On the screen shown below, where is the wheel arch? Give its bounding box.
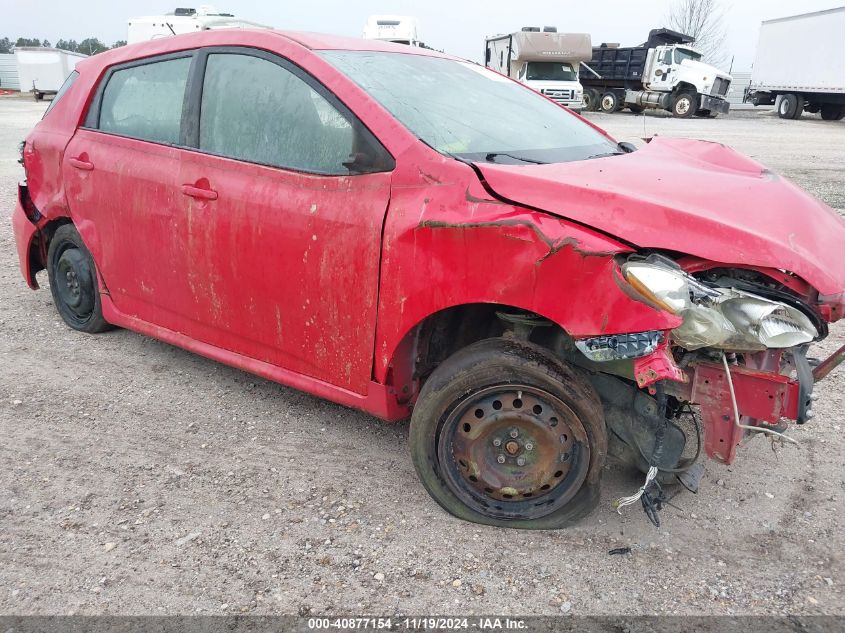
[379,301,576,405]
[24,216,75,289]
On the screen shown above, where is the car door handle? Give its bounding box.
[181,184,218,201]
[68,157,94,171]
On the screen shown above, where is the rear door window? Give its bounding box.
[98,57,191,144]
[198,52,379,174]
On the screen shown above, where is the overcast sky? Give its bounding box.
[4,0,841,70]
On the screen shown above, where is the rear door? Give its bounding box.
[175,48,394,393]
[63,52,196,325]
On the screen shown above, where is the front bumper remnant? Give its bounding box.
[700,94,730,115]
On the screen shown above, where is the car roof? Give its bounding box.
[78,28,451,74]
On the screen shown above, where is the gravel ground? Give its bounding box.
[1,96,843,617]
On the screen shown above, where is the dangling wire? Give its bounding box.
[613,466,659,514]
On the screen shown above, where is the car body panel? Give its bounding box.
[10,27,845,443]
[476,136,845,296]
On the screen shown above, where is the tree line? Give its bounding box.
[0,37,126,55]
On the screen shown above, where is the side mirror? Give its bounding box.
[618,141,638,153]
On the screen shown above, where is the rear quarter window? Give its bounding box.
[96,57,191,144]
[42,70,78,118]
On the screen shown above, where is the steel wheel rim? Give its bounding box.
[601,95,615,111]
[55,247,94,320]
[436,384,590,520]
[676,98,690,115]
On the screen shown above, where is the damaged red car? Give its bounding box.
[12,30,845,528]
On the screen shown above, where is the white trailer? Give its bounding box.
[747,7,845,121]
[485,28,592,110]
[14,47,87,100]
[127,5,271,44]
[362,15,421,47]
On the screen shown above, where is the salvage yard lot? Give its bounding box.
[1,96,843,616]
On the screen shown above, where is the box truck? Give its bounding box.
[484,27,591,110]
[746,7,845,121]
[127,6,271,44]
[581,28,732,118]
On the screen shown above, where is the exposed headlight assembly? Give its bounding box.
[622,257,818,351]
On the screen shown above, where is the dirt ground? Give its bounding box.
[1,96,843,617]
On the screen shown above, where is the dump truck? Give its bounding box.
[484,27,591,110]
[581,28,732,118]
[746,7,845,121]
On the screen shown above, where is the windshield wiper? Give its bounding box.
[484,152,548,165]
[586,151,626,159]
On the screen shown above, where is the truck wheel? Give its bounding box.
[583,89,601,112]
[778,93,802,119]
[46,224,113,334]
[409,337,607,529]
[820,104,845,121]
[671,92,698,118]
[600,91,621,113]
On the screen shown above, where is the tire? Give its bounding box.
[778,93,801,119]
[582,89,599,112]
[409,337,607,529]
[600,91,621,113]
[671,92,698,118]
[821,104,845,121]
[46,224,112,334]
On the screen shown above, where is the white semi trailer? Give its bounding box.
[14,47,87,100]
[127,5,271,44]
[363,15,423,47]
[746,7,845,121]
[484,27,591,110]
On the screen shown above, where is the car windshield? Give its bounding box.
[674,48,701,64]
[525,62,577,82]
[320,51,619,165]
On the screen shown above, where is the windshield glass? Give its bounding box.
[525,62,577,82]
[320,51,618,165]
[674,48,701,64]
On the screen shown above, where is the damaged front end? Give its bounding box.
[565,254,844,508]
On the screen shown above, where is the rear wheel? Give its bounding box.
[821,104,845,121]
[583,89,601,112]
[671,92,698,118]
[409,338,607,529]
[46,224,112,334]
[600,91,621,113]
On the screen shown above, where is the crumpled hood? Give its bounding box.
[474,136,845,295]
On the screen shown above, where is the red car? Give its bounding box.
[12,30,845,529]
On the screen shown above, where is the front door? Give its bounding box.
[175,49,394,393]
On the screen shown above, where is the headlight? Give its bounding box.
[621,261,692,314]
[622,258,818,351]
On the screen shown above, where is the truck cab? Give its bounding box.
[646,45,731,106]
[515,59,584,110]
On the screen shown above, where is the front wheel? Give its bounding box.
[672,92,699,118]
[409,338,607,529]
[46,224,112,334]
